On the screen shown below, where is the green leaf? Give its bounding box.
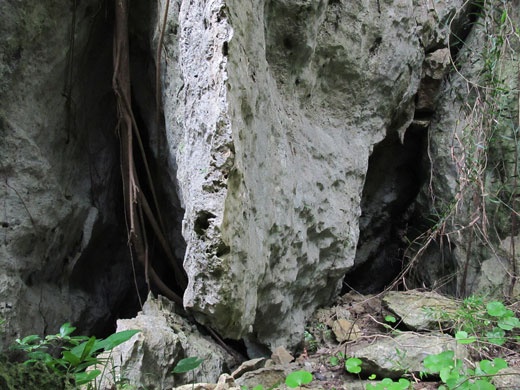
[62,351,81,366]
[455,331,476,344]
[472,379,496,390]
[97,329,140,351]
[252,386,264,390]
[80,336,97,361]
[59,323,76,337]
[21,335,41,345]
[423,351,454,373]
[75,370,101,386]
[345,358,362,374]
[486,302,507,317]
[385,315,397,323]
[395,378,410,389]
[329,356,340,366]
[173,357,204,373]
[369,374,377,380]
[486,328,506,345]
[285,371,313,388]
[497,316,520,331]
[480,358,507,375]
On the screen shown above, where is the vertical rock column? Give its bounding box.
[159,0,457,349]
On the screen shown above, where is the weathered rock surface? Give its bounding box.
[231,358,265,379]
[0,0,140,349]
[350,333,468,378]
[97,295,234,389]
[411,3,520,297]
[383,290,458,330]
[159,0,466,349]
[491,367,520,390]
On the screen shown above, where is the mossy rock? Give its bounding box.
[0,356,68,390]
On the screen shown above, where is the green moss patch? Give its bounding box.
[0,356,68,390]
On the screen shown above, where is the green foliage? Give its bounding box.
[11,323,140,388]
[423,350,508,390]
[385,316,397,324]
[303,330,318,353]
[285,370,313,388]
[366,378,411,390]
[345,357,362,374]
[172,357,204,374]
[440,296,520,346]
[329,356,340,366]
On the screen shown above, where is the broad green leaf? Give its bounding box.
[455,331,476,344]
[62,351,81,366]
[173,357,204,373]
[472,379,495,390]
[75,370,101,386]
[369,374,377,380]
[80,336,97,361]
[285,371,313,388]
[21,335,40,344]
[486,302,507,317]
[97,329,141,351]
[480,358,507,375]
[345,358,362,374]
[486,328,506,346]
[395,378,410,389]
[59,323,76,337]
[252,385,264,390]
[385,315,397,323]
[497,316,520,331]
[423,350,454,373]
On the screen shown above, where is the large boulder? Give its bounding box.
[350,332,468,378]
[382,290,458,331]
[97,295,235,389]
[158,0,465,350]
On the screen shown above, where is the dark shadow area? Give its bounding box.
[343,126,428,294]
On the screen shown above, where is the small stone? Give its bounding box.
[231,358,265,379]
[215,374,236,390]
[332,319,362,342]
[271,346,294,365]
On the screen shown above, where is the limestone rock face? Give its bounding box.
[159,0,463,349]
[412,8,520,297]
[0,0,135,347]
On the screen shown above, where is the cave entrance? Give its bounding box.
[343,125,428,294]
[68,0,186,337]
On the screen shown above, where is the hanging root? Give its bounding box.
[112,0,186,305]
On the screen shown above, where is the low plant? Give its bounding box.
[438,296,520,347]
[285,370,313,389]
[329,351,345,366]
[11,322,140,388]
[366,378,411,390]
[345,357,362,374]
[172,356,204,389]
[423,350,508,390]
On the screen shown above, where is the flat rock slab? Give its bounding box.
[350,332,467,378]
[382,290,459,330]
[231,358,265,379]
[332,319,362,342]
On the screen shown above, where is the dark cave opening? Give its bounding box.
[343,124,429,294]
[68,0,187,338]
